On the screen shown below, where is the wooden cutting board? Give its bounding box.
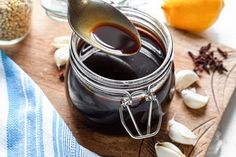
[1,1,236,157]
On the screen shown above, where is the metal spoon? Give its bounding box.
[67,0,141,56]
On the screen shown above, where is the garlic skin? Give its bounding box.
[188,87,196,93]
[175,70,199,92]
[52,36,70,48]
[168,117,198,145]
[181,89,209,109]
[54,47,69,69]
[155,142,186,157]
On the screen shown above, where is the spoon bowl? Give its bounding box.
[68,0,141,56]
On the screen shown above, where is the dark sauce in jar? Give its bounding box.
[86,29,164,80]
[92,24,141,55]
[67,26,175,135]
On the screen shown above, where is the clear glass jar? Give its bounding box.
[66,7,174,139]
[40,0,131,22]
[0,0,32,46]
[41,0,67,22]
[103,0,130,5]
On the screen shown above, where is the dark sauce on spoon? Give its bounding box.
[92,24,141,55]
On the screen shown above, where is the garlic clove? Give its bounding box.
[54,47,69,69]
[168,117,198,145]
[155,142,186,157]
[156,142,184,155]
[189,87,196,93]
[52,36,70,49]
[175,70,199,92]
[181,89,209,109]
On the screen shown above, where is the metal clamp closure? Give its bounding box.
[119,86,164,140]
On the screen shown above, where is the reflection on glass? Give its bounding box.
[40,0,131,22]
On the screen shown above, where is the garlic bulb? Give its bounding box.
[168,117,198,145]
[155,142,186,157]
[54,47,69,69]
[52,36,70,48]
[175,70,199,92]
[181,89,209,109]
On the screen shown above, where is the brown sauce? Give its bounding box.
[92,24,141,55]
[67,27,175,135]
[85,29,165,80]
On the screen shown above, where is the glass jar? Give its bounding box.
[0,0,32,46]
[66,7,174,139]
[41,0,67,22]
[103,0,130,5]
[40,0,131,22]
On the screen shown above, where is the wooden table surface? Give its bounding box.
[1,1,236,157]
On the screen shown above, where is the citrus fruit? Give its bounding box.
[162,0,224,32]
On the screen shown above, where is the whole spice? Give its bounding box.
[0,0,32,41]
[58,70,65,82]
[217,48,228,59]
[200,43,211,53]
[188,43,228,75]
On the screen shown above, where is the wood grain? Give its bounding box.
[1,1,236,157]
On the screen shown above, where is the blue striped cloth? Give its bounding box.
[0,51,99,157]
